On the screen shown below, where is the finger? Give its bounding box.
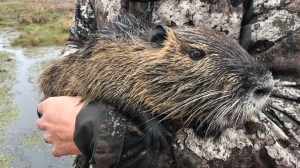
[52,147,62,157]
[37,101,45,115]
[37,108,42,118]
[37,100,47,115]
[43,133,53,144]
[37,97,48,118]
[51,142,82,157]
[36,119,47,131]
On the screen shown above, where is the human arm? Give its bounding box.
[36,96,83,156]
[36,97,110,158]
[36,96,175,168]
[36,96,108,168]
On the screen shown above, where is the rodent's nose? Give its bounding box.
[253,86,273,98]
[253,71,275,98]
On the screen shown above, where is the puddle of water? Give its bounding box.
[0,28,74,168]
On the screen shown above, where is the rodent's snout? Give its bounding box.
[253,86,273,98]
[252,74,275,98]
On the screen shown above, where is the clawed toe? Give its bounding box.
[143,123,173,151]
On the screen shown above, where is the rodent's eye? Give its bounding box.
[189,48,205,60]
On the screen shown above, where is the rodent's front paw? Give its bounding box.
[143,123,173,151]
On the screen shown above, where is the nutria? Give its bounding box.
[39,15,274,149]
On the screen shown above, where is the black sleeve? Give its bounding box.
[73,101,178,168]
[73,101,102,157]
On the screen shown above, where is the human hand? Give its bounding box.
[36,96,84,156]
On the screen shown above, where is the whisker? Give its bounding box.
[234,105,242,125]
[155,90,226,120]
[197,99,231,128]
[195,99,231,133]
[183,94,230,127]
[217,98,240,122]
[204,99,233,136]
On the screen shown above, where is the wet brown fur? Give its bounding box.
[39,15,274,134]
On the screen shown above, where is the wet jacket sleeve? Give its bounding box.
[86,102,177,168]
[73,102,102,157]
[73,101,177,168]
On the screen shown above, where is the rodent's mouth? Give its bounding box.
[192,91,272,137]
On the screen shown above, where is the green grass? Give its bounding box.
[18,130,45,152]
[0,52,18,145]
[0,52,17,168]
[0,154,12,168]
[0,0,74,47]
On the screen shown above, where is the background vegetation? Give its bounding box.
[0,1,75,167]
[0,0,75,47]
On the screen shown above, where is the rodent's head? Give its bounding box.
[38,15,274,136]
[142,25,274,135]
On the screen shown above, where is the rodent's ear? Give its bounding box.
[150,25,167,47]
